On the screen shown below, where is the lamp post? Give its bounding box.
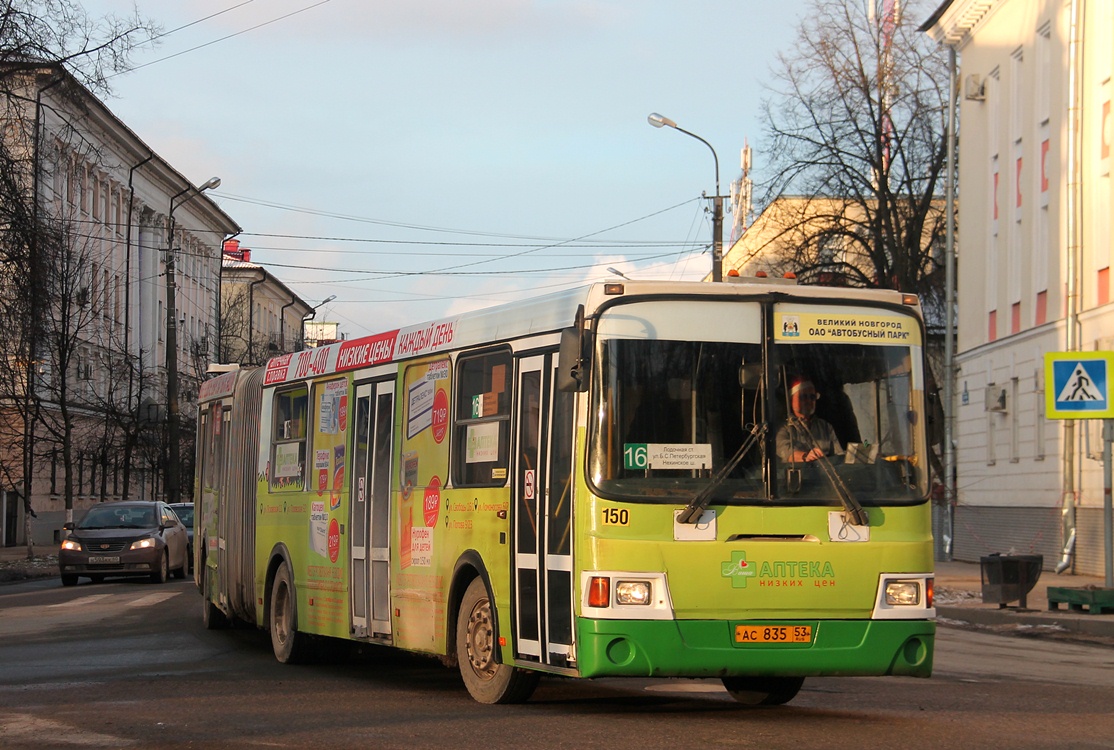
[301,294,336,348]
[166,176,220,503]
[606,267,630,280]
[648,113,724,282]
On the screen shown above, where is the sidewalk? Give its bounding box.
[934,559,1114,642]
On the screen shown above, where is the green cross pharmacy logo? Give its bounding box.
[721,550,755,588]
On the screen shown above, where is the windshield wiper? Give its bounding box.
[784,417,868,526]
[677,422,766,524]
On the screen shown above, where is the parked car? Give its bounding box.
[59,501,190,586]
[168,502,194,574]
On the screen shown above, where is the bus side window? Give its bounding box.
[453,349,512,487]
[271,385,309,490]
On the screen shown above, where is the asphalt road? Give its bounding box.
[2,577,1114,749]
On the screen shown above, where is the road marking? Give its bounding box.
[125,592,180,608]
[49,594,113,608]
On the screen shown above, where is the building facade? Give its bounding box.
[925,0,1114,574]
[220,241,311,365]
[0,64,239,548]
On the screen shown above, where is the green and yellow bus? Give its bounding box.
[194,277,935,705]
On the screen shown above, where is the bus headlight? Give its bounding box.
[615,581,652,605]
[581,571,675,620]
[872,574,934,619]
[885,580,921,606]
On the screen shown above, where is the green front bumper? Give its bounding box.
[575,617,935,679]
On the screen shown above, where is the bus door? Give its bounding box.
[513,353,575,668]
[350,378,395,639]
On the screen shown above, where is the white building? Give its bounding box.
[0,63,239,547]
[925,0,1114,574]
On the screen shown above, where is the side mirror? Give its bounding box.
[739,363,762,389]
[557,305,591,392]
[63,522,74,531]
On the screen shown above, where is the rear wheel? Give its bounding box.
[270,563,308,663]
[456,577,539,704]
[172,545,188,579]
[721,676,805,706]
[150,550,169,584]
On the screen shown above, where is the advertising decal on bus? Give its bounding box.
[399,359,451,571]
[264,321,458,386]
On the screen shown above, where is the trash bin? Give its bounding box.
[980,553,1043,608]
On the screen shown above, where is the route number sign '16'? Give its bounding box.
[1045,351,1114,419]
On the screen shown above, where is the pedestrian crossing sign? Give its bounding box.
[1045,351,1114,419]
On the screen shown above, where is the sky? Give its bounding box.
[83,0,810,339]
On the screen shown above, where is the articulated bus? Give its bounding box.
[194,278,935,705]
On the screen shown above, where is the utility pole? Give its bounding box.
[712,193,724,283]
[164,241,180,503]
[165,177,221,503]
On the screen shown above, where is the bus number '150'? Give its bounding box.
[602,508,629,526]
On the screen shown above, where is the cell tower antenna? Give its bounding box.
[730,140,753,241]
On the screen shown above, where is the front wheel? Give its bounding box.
[721,676,805,706]
[61,574,78,587]
[150,550,169,584]
[456,578,539,704]
[270,563,308,663]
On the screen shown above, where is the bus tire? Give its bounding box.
[270,563,308,664]
[721,676,805,706]
[456,577,539,704]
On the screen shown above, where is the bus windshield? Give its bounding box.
[587,299,929,507]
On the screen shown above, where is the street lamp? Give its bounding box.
[606,267,630,280]
[301,295,337,348]
[648,113,725,282]
[165,176,220,503]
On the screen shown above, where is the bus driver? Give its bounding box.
[776,377,844,463]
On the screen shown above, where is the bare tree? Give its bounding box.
[0,1,154,95]
[219,280,291,366]
[0,2,157,553]
[757,0,949,312]
[29,187,103,525]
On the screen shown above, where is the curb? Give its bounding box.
[937,604,1114,642]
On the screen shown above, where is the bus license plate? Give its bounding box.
[87,556,120,565]
[734,625,812,644]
